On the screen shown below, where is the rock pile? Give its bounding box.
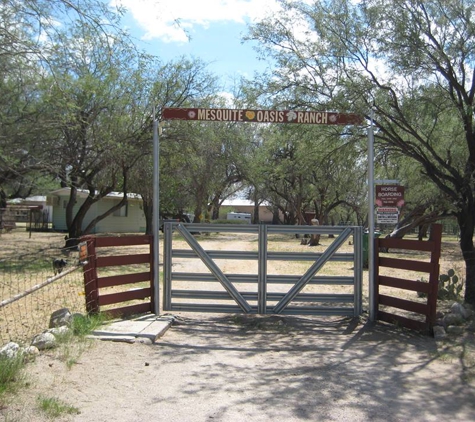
[0,307,83,361]
[433,302,475,340]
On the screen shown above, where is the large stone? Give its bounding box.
[446,325,465,335]
[450,302,472,320]
[443,312,465,326]
[47,326,70,337]
[0,342,20,359]
[23,345,40,358]
[31,332,57,350]
[433,325,447,340]
[49,308,72,328]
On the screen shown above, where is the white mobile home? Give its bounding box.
[47,188,146,233]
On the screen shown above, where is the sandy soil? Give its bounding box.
[2,229,474,421]
[3,313,475,422]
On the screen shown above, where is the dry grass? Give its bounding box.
[0,229,86,344]
[0,227,467,344]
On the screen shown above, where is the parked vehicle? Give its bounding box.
[159,213,192,232]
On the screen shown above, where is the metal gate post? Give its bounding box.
[163,222,173,310]
[258,224,267,314]
[353,226,363,316]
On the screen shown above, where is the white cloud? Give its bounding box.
[111,0,281,43]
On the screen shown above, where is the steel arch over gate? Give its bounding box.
[163,223,363,316]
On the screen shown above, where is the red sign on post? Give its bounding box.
[375,185,405,207]
[161,108,364,125]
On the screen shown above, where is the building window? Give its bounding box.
[113,203,128,217]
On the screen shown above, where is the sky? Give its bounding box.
[110,0,283,87]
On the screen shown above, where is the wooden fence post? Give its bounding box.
[82,236,99,315]
[427,224,442,329]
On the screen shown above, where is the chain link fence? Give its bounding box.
[0,229,86,345]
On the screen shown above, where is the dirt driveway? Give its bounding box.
[5,312,475,422]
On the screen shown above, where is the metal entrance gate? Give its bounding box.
[163,224,363,316]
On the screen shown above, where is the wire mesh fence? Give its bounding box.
[0,229,86,345]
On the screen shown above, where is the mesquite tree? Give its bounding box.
[248,0,475,304]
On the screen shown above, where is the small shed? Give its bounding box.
[6,195,52,230]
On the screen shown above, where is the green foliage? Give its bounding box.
[438,269,464,301]
[218,206,235,219]
[54,313,109,369]
[37,396,80,418]
[0,354,26,397]
[247,0,475,304]
[212,219,249,224]
[69,313,108,338]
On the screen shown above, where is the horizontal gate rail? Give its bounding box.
[374,224,442,332]
[171,250,353,261]
[171,290,354,302]
[171,273,355,285]
[166,303,356,316]
[163,223,363,316]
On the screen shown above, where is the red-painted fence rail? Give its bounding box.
[81,235,155,318]
[374,224,442,332]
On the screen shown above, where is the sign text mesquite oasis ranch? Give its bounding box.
[161,108,364,125]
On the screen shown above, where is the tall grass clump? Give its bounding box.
[37,395,80,418]
[0,353,26,399]
[54,313,109,369]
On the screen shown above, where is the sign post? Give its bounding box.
[153,112,160,315]
[375,185,405,207]
[367,111,376,322]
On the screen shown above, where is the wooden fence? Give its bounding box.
[81,235,155,318]
[374,224,442,332]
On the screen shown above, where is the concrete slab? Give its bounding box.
[93,335,136,343]
[89,315,174,343]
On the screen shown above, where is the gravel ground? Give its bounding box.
[3,313,475,422]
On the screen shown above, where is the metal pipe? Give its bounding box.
[153,112,160,315]
[368,111,376,321]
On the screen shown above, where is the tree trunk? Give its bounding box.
[208,195,220,220]
[308,219,320,246]
[211,206,220,220]
[458,209,475,305]
[418,224,429,240]
[464,250,475,305]
[0,189,6,209]
[194,206,203,223]
[142,196,153,235]
[272,206,281,224]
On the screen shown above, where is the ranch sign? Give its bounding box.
[162,107,364,125]
[375,185,405,207]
